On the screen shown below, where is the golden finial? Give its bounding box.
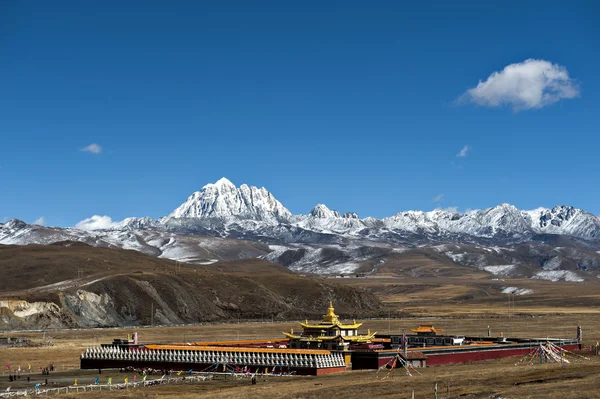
[323,301,339,324]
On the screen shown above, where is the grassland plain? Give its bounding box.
[3,244,600,397]
[2,314,600,398]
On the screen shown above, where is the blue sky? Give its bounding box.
[1,1,599,226]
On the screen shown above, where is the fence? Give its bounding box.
[0,374,213,397]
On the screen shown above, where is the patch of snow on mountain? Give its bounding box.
[483,265,515,276]
[286,248,324,272]
[532,270,584,283]
[446,252,466,263]
[432,244,449,252]
[542,257,562,271]
[391,247,409,253]
[502,287,533,295]
[147,236,175,248]
[261,245,293,262]
[158,244,208,263]
[325,262,362,274]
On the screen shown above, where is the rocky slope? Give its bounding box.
[0,243,382,329]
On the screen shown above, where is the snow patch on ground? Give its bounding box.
[268,245,292,252]
[281,246,366,275]
[158,244,198,262]
[542,257,562,271]
[502,286,533,295]
[532,270,584,282]
[324,262,362,274]
[431,245,449,252]
[195,259,219,265]
[391,247,408,253]
[446,252,466,262]
[483,265,515,276]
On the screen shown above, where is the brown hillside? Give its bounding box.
[0,242,178,293]
[0,243,382,329]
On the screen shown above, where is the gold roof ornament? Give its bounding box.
[323,301,339,324]
[299,301,363,329]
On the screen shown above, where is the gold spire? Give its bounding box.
[323,301,339,324]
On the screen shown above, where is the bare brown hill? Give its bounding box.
[0,243,382,330]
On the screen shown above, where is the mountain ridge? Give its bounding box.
[2,178,600,282]
[3,178,600,242]
[67,178,600,241]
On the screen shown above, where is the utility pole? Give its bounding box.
[150,303,154,327]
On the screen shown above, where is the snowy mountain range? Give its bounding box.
[161,178,600,241]
[2,177,600,281]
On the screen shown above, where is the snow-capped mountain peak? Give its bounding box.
[204,177,237,191]
[526,205,600,239]
[310,204,341,219]
[167,178,292,223]
[3,219,29,230]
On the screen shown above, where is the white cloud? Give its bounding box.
[81,143,102,154]
[456,145,470,157]
[432,194,444,202]
[33,216,45,225]
[74,215,118,230]
[460,59,579,110]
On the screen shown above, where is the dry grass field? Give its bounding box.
[2,314,600,398]
[3,247,600,398]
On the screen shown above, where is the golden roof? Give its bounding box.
[284,302,373,342]
[298,301,363,329]
[410,325,444,333]
[283,330,376,343]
